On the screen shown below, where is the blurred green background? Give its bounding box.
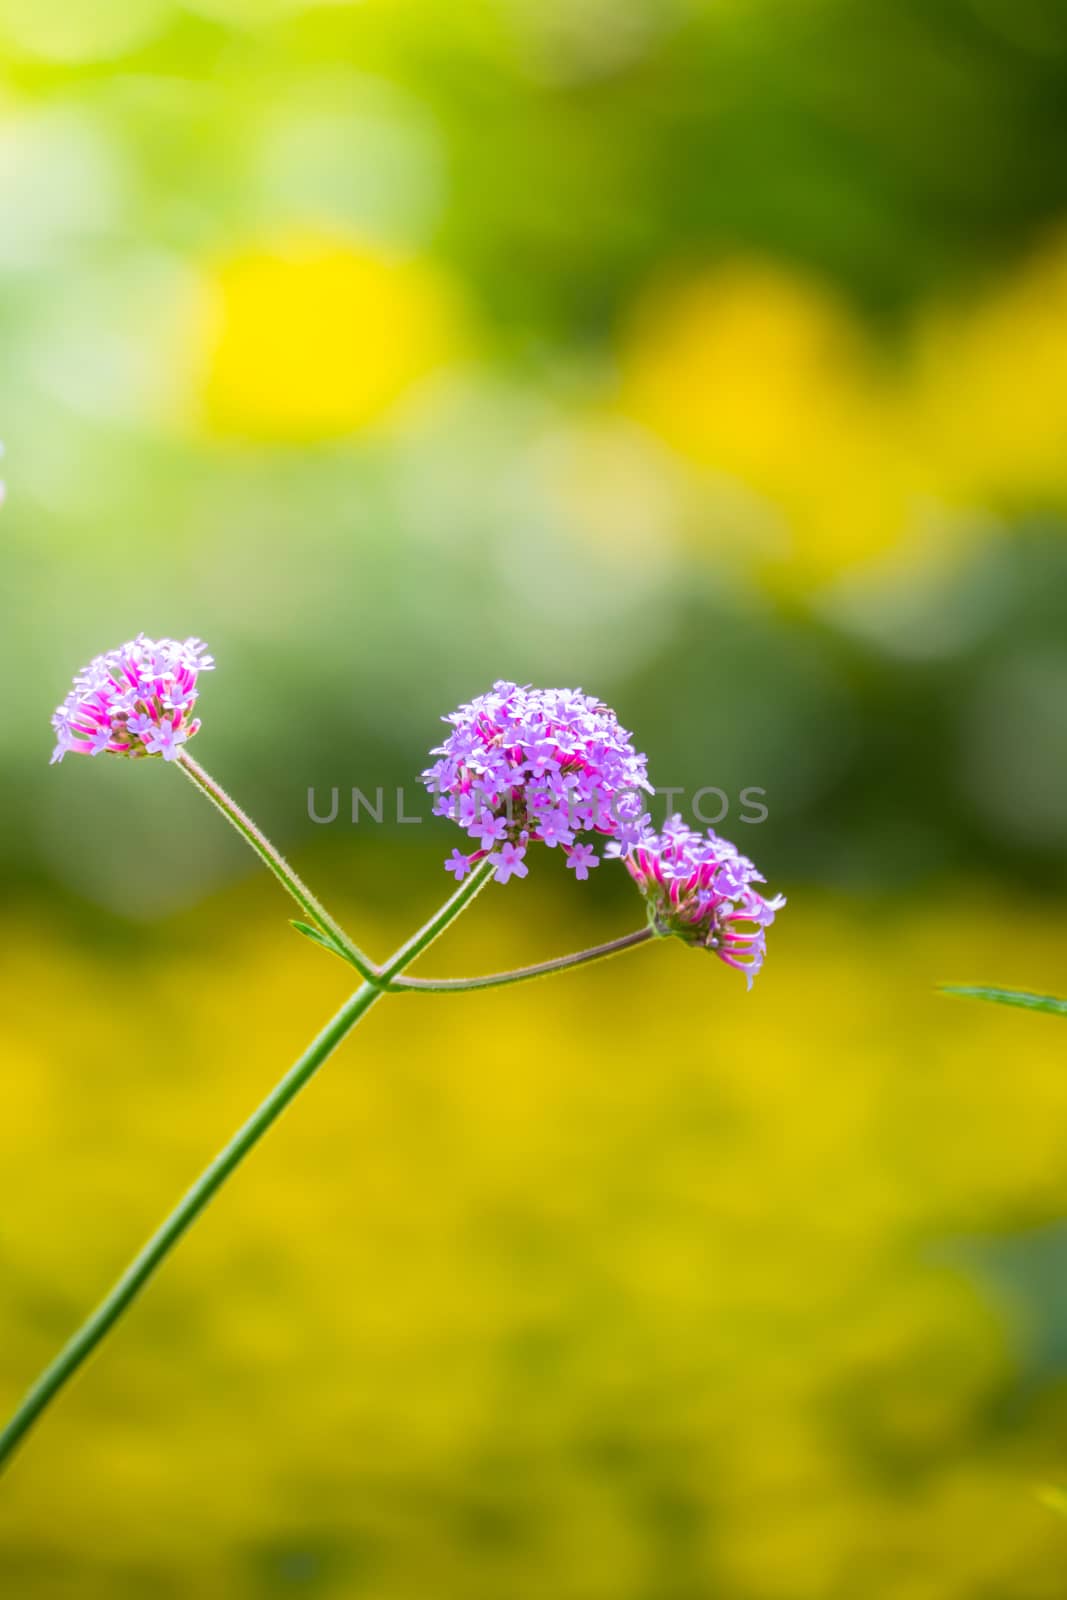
[5,0,1067,1594]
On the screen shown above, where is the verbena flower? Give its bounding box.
[610,816,785,988]
[423,681,651,885]
[51,635,215,765]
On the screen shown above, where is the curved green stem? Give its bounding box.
[389,926,655,992]
[377,859,495,981]
[0,859,494,1476]
[177,751,379,984]
[0,982,380,1473]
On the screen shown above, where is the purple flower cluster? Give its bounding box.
[608,816,785,988]
[51,635,214,765]
[422,681,652,886]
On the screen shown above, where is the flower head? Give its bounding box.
[611,816,785,988]
[51,635,214,765]
[422,682,651,885]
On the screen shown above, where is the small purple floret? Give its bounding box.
[489,841,528,884]
[445,849,473,881]
[565,842,599,881]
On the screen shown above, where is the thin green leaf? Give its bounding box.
[940,985,1067,1018]
[289,920,350,963]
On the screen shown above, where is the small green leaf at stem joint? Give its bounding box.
[289,920,353,965]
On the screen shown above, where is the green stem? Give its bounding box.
[0,983,379,1473]
[177,752,379,984]
[389,926,655,992]
[0,860,494,1476]
[377,860,495,982]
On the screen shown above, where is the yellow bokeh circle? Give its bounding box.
[198,232,464,442]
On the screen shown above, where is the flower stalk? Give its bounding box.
[389,926,656,992]
[176,751,380,984]
[0,859,496,1475]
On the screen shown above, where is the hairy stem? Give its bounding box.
[0,860,494,1474]
[389,926,655,992]
[376,860,495,981]
[177,751,378,983]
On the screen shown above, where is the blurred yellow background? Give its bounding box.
[3,0,1067,1594]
